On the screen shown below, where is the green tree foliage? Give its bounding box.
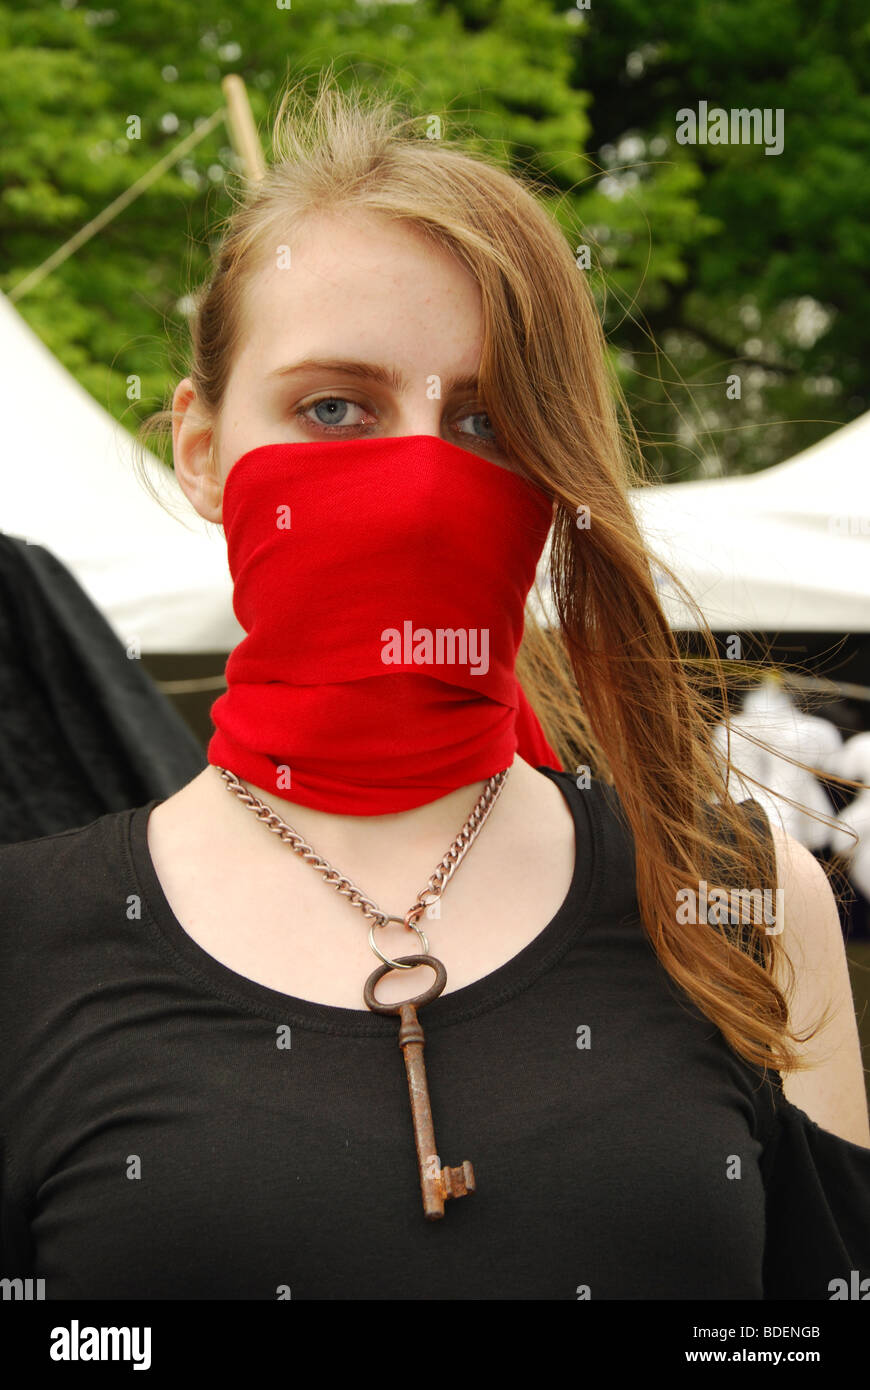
[1,0,867,479]
[564,0,870,475]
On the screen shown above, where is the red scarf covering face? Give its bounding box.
[207,433,563,814]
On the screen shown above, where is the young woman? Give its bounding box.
[1,74,868,1301]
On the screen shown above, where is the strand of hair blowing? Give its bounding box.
[466,238,798,1075]
[138,69,836,1076]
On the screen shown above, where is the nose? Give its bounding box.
[388,402,445,439]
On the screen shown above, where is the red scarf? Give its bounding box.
[207,434,562,813]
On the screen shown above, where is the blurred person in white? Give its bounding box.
[829,732,870,906]
[712,672,843,851]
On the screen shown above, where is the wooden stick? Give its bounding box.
[221,74,266,184]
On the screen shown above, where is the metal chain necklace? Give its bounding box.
[217,763,511,1219]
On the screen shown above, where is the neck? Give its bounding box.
[203,755,529,873]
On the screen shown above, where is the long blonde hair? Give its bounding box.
[137,68,857,1077]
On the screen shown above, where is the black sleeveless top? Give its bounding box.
[1,767,868,1300]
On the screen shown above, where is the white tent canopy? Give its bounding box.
[0,291,242,653]
[625,411,870,632]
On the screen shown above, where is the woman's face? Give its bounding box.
[172,209,517,524]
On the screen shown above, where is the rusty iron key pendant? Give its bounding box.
[364,953,475,1219]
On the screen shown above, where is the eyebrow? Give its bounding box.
[265,357,481,395]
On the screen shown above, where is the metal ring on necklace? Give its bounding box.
[368,914,431,970]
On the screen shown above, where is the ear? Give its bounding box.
[171,378,224,524]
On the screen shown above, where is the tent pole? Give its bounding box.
[221,75,266,183]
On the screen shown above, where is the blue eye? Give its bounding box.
[307,397,365,427]
[456,412,498,442]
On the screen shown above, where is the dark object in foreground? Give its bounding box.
[0,531,207,843]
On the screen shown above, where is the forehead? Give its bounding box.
[235,209,484,380]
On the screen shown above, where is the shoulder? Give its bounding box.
[0,813,109,874]
[0,808,141,944]
[0,822,80,903]
[764,818,870,1149]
